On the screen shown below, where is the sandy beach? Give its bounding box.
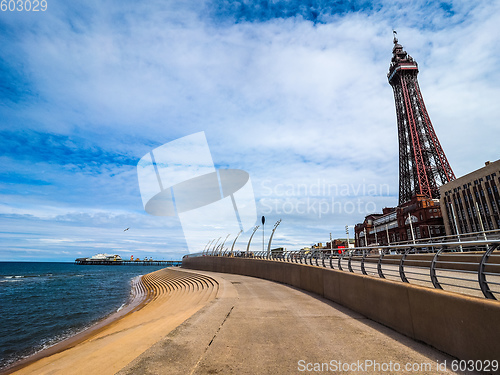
[3,268,218,375]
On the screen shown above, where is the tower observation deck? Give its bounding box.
[388,32,455,205]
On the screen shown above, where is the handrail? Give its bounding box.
[187,239,500,300]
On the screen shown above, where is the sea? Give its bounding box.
[0,262,169,370]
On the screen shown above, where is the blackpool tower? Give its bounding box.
[388,31,455,206]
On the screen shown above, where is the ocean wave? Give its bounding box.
[0,279,23,283]
[2,274,55,279]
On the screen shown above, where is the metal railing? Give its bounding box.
[191,240,500,300]
[366,228,500,247]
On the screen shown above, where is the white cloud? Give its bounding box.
[1,0,499,258]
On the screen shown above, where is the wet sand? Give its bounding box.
[3,268,218,375]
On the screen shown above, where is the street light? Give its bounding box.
[246,225,260,257]
[219,234,231,256]
[262,216,266,252]
[385,224,390,246]
[203,239,214,255]
[211,237,221,256]
[230,230,243,257]
[345,225,349,248]
[267,219,282,258]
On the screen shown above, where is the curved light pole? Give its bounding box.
[204,239,215,255]
[203,239,213,255]
[246,225,260,257]
[211,237,221,256]
[267,219,282,258]
[231,230,243,257]
[219,234,231,256]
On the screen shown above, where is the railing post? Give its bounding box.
[348,251,354,273]
[478,244,499,299]
[430,249,444,289]
[399,248,410,283]
[361,250,368,275]
[338,252,343,271]
[377,250,385,279]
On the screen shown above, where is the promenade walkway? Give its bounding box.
[120,269,462,375]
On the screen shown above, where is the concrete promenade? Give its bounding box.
[120,269,460,375]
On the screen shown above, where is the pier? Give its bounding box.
[74,258,181,266]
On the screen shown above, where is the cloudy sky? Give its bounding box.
[1,0,499,261]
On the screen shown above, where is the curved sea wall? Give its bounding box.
[182,256,500,364]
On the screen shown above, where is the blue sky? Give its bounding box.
[1,0,499,261]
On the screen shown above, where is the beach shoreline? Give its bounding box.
[1,272,151,375]
[2,267,218,375]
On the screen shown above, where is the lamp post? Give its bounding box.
[230,230,243,257]
[219,234,230,256]
[246,225,260,257]
[475,200,488,240]
[449,203,463,252]
[345,225,349,248]
[261,216,266,253]
[211,237,221,256]
[408,213,416,244]
[267,219,282,258]
[203,239,214,255]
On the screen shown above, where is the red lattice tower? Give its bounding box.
[388,32,455,205]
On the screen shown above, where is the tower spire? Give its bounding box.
[388,33,455,205]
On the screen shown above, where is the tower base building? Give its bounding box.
[440,160,500,237]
